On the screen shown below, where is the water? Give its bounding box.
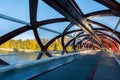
[0,51,47,65]
[0,51,66,65]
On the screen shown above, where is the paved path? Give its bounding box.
[32,53,101,80]
[93,53,120,80]
[32,52,120,80]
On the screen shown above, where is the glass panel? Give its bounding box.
[37,0,64,21]
[0,30,41,65]
[37,22,70,45]
[64,36,71,45]
[112,34,120,41]
[68,25,80,31]
[66,33,75,41]
[76,0,108,14]
[115,0,120,4]
[40,22,70,33]
[48,38,62,51]
[0,18,24,37]
[37,28,59,45]
[90,24,102,28]
[116,24,120,32]
[90,17,119,30]
[0,0,29,22]
[0,30,40,50]
[98,30,119,41]
[13,30,35,40]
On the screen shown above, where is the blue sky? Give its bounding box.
[0,0,119,40]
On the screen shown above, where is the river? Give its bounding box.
[0,51,47,65]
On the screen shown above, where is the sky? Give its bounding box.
[0,0,119,40]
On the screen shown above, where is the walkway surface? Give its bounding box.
[93,53,120,80]
[32,52,120,80]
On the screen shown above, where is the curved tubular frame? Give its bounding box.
[29,0,38,24]
[75,36,93,48]
[36,18,68,27]
[83,39,93,48]
[99,37,113,49]
[98,36,118,50]
[0,26,30,45]
[35,18,68,57]
[96,31,119,50]
[95,30,120,44]
[43,0,104,46]
[61,23,73,52]
[65,34,89,48]
[65,32,84,51]
[100,35,118,48]
[45,30,82,49]
[33,27,54,57]
[32,28,44,50]
[95,0,120,16]
[0,18,68,58]
[87,19,120,39]
[89,39,96,49]
[83,38,101,49]
[82,38,99,49]
[37,29,84,59]
[35,18,68,52]
[85,10,114,19]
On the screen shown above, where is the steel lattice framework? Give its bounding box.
[0,0,120,59]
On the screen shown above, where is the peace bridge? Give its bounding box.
[0,0,120,80]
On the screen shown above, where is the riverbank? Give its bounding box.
[0,48,40,53]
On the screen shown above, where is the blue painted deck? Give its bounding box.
[0,51,120,80]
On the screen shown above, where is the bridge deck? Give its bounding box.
[31,52,120,80]
[31,54,99,80]
[0,51,120,80]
